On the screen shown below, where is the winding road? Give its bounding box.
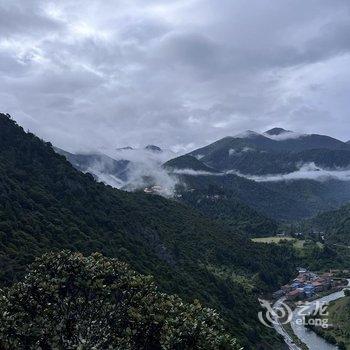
[272,297,302,350]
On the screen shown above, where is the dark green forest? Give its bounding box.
[0,113,296,349]
[309,203,350,245]
[166,154,350,222]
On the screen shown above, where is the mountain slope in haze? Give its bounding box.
[55,145,176,196]
[54,147,130,187]
[176,183,279,236]
[187,128,350,175]
[174,172,313,221]
[0,113,296,348]
[165,155,350,221]
[162,129,350,221]
[57,127,350,222]
[163,157,280,234]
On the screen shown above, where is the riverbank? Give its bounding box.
[270,279,350,350]
[306,293,350,349]
[289,280,350,350]
[282,322,308,350]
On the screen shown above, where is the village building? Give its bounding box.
[286,289,303,301]
[303,285,315,298]
[311,281,326,292]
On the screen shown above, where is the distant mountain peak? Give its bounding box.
[116,146,134,151]
[145,145,162,152]
[264,127,292,136]
[234,130,261,138]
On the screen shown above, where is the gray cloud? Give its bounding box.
[0,1,63,36]
[239,163,350,182]
[1,0,350,153]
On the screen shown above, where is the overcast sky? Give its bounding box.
[1,0,350,153]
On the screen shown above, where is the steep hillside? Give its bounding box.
[54,147,130,186]
[164,157,280,234]
[198,148,350,176]
[193,128,350,155]
[0,113,295,348]
[167,169,350,222]
[264,179,350,215]
[162,129,350,222]
[174,173,311,221]
[176,184,278,236]
[309,203,350,244]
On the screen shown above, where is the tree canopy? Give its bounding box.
[0,251,241,350]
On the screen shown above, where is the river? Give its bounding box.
[290,280,350,350]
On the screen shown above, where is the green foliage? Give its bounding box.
[0,251,241,350]
[0,114,296,348]
[166,133,350,221]
[306,296,350,349]
[309,203,350,245]
[175,185,277,237]
[174,173,310,221]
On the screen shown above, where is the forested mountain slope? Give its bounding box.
[165,134,350,221]
[309,203,350,244]
[0,113,295,349]
[189,129,350,175]
[54,147,130,182]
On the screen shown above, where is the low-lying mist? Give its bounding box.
[83,147,179,197]
[240,163,350,182]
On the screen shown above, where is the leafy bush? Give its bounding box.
[0,251,241,350]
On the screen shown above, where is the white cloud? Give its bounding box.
[79,147,178,196]
[171,169,223,176]
[234,131,260,139]
[263,131,306,141]
[240,162,350,182]
[229,146,254,156]
[228,149,236,156]
[194,154,204,160]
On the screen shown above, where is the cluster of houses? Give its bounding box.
[273,268,338,301]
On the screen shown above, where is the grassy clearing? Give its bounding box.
[292,240,305,249]
[252,237,324,250]
[252,236,296,244]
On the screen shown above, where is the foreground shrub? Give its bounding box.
[0,251,240,349]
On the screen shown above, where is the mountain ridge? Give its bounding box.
[0,113,296,348]
[264,127,293,135]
